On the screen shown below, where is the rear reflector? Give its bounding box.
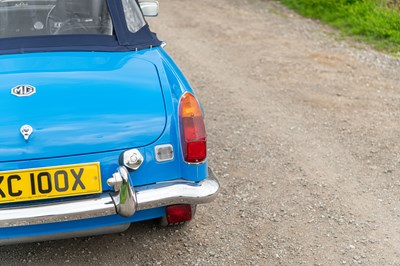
[179,92,207,163]
[166,204,193,224]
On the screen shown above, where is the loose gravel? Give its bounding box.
[2,0,400,265]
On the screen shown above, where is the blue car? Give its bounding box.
[0,0,219,244]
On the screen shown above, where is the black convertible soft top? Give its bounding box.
[0,0,161,55]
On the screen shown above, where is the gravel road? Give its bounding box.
[2,0,400,265]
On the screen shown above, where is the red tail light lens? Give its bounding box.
[166,204,193,223]
[179,92,207,163]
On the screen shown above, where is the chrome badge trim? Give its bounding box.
[11,85,36,97]
[20,125,33,141]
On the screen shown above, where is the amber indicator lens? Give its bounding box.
[179,92,207,163]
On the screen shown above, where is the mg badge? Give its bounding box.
[20,125,33,141]
[11,85,36,97]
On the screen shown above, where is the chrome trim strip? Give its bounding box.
[0,194,116,227]
[0,167,220,229]
[0,223,130,245]
[136,168,220,210]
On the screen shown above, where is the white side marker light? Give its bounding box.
[155,144,174,162]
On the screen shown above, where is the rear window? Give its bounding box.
[121,0,145,33]
[0,0,113,38]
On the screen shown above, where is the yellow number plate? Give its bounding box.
[0,162,102,204]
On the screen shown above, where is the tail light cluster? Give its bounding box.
[179,92,207,163]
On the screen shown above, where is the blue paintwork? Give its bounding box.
[0,208,166,241]
[0,52,166,162]
[0,47,209,241]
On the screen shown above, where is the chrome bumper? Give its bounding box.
[0,167,220,228]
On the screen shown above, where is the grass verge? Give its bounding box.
[276,0,400,53]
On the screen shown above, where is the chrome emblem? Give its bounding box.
[12,85,36,97]
[20,125,33,141]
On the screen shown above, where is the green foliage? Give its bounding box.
[277,0,400,53]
